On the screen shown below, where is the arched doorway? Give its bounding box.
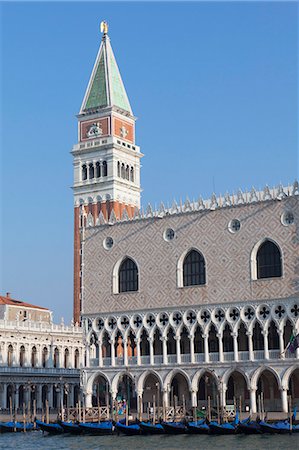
[197,371,218,409]
[288,368,299,406]
[170,373,190,409]
[257,369,281,412]
[226,371,249,411]
[142,373,162,411]
[92,374,110,407]
[117,374,136,412]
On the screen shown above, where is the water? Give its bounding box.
[0,432,298,450]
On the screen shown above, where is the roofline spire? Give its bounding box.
[100,20,109,36]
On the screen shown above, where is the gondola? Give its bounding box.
[0,421,34,433]
[78,421,114,435]
[115,421,141,435]
[208,413,239,435]
[208,421,237,435]
[59,421,82,434]
[187,419,210,434]
[35,419,64,434]
[259,420,293,434]
[139,421,165,435]
[237,419,262,434]
[161,421,188,434]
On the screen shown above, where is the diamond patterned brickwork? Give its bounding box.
[82,196,299,315]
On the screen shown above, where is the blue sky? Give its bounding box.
[1,2,298,322]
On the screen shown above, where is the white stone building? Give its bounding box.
[72,25,299,415]
[0,293,84,412]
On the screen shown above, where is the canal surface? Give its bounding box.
[0,431,298,450]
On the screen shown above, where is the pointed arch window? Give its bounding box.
[256,240,282,279]
[102,161,107,177]
[96,161,101,178]
[89,163,94,179]
[119,257,138,293]
[82,164,87,181]
[125,165,130,180]
[183,250,206,286]
[130,167,134,182]
[117,161,120,177]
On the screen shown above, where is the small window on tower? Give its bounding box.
[96,162,101,178]
[89,163,94,179]
[102,161,107,177]
[82,165,87,181]
[130,167,134,182]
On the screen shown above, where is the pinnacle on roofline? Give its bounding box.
[80,181,298,228]
[79,21,133,116]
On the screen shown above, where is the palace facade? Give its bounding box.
[0,294,84,412]
[73,24,299,415]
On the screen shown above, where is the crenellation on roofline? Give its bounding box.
[81,181,299,228]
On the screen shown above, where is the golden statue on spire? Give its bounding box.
[100,21,109,35]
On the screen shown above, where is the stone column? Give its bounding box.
[203,334,209,363]
[263,331,269,360]
[137,390,143,416]
[48,344,53,368]
[220,384,227,408]
[110,339,115,367]
[85,345,90,368]
[1,342,7,365]
[25,344,31,367]
[217,333,223,362]
[47,385,53,408]
[232,332,239,362]
[278,330,285,359]
[37,345,42,368]
[148,337,154,365]
[98,340,103,367]
[190,335,195,363]
[162,388,169,407]
[36,384,43,410]
[191,389,197,407]
[136,338,141,365]
[68,348,74,369]
[281,388,288,413]
[12,343,18,367]
[85,391,92,408]
[175,336,181,364]
[15,384,20,409]
[247,332,254,361]
[124,338,128,366]
[249,388,257,414]
[58,346,64,368]
[162,337,168,365]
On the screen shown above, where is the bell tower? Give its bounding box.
[72,22,143,322]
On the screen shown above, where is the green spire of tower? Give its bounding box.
[80,24,132,115]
